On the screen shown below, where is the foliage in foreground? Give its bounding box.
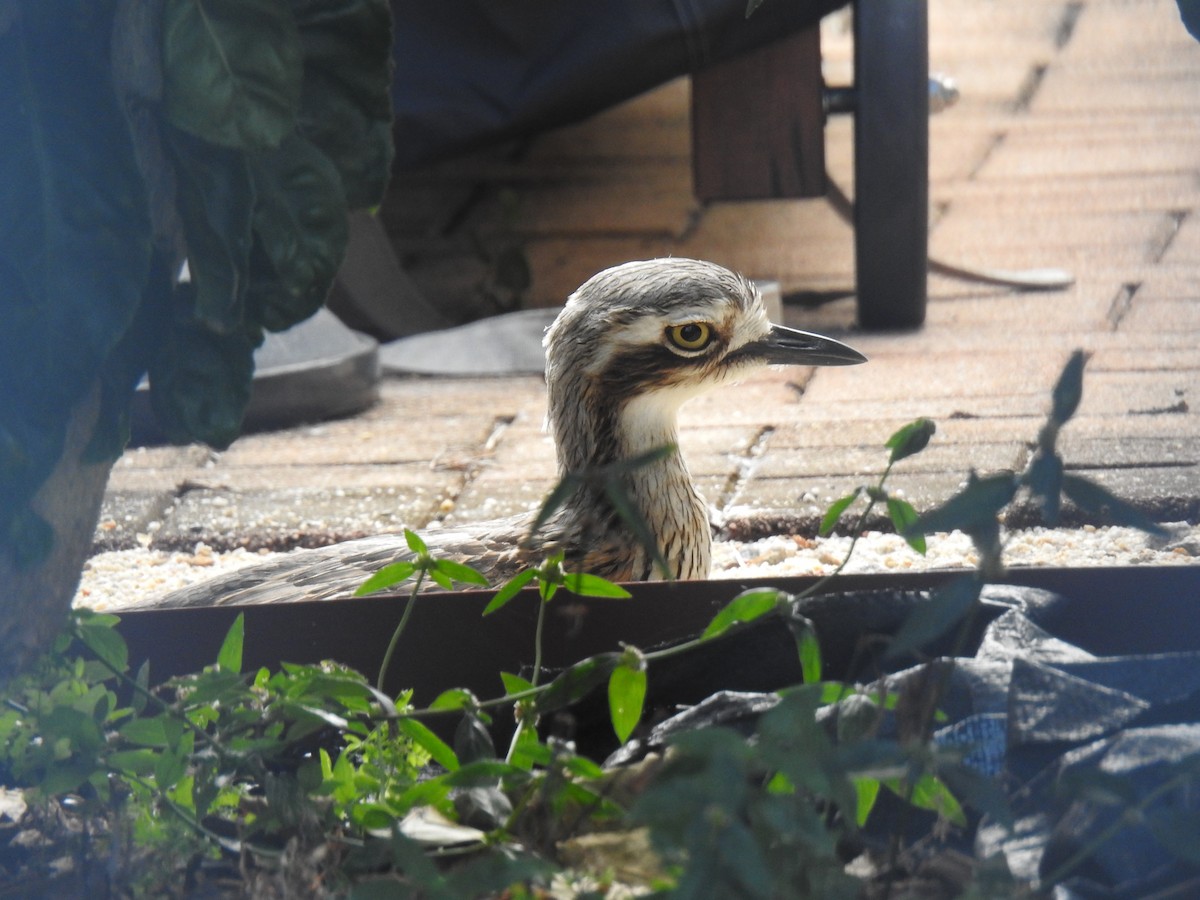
[0,351,1181,897]
[1,0,393,566]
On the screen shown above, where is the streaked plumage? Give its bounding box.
[150,258,864,608]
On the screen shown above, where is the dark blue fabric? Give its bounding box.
[390,0,845,168]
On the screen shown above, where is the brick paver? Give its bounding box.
[95,0,1200,555]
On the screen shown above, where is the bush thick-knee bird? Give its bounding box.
[151,258,865,607]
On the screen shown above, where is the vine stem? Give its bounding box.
[504,584,550,764]
[377,570,426,693]
[795,459,896,602]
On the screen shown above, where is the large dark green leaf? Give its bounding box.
[166,128,256,331]
[162,0,301,151]
[248,133,349,331]
[292,0,394,209]
[0,2,152,560]
[535,653,621,714]
[149,317,260,448]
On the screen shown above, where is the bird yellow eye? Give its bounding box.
[667,322,713,352]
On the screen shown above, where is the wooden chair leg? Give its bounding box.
[691,25,826,202]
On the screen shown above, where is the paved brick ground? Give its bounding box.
[96,0,1200,554]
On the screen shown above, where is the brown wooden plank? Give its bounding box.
[692,26,826,201]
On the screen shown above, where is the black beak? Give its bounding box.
[748,324,867,367]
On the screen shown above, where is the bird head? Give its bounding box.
[544,259,865,467]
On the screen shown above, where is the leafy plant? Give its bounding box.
[0,0,394,675]
[1,352,1176,895]
[2,0,392,557]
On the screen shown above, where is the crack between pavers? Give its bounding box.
[1106,282,1142,330]
[1055,1,1085,50]
[1066,460,1197,472]
[714,425,776,514]
[966,132,1007,181]
[1148,209,1190,264]
[1012,63,1049,114]
[432,414,517,524]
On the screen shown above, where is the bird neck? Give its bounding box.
[547,377,711,579]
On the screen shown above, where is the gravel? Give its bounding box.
[75,522,1199,612]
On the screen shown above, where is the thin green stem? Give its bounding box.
[795,461,896,602]
[377,570,426,693]
[531,595,548,688]
[505,583,551,764]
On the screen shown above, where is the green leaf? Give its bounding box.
[454,712,497,765]
[118,716,170,748]
[787,613,823,684]
[604,481,672,579]
[702,588,782,640]
[351,802,399,832]
[527,476,580,545]
[132,661,151,716]
[1051,350,1089,425]
[40,762,100,798]
[216,613,244,674]
[886,418,937,464]
[906,472,1018,539]
[0,8,151,563]
[162,0,302,151]
[428,688,477,712]
[395,717,459,772]
[354,560,416,596]
[899,773,966,827]
[608,664,647,744]
[148,318,259,448]
[287,702,349,733]
[483,569,537,615]
[165,127,255,331]
[500,672,535,696]
[107,749,160,777]
[535,653,621,713]
[1062,473,1167,535]
[886,576,982,660]
[247,133,349,331]
[154,732,193,791]
[820,489,861,536]
[434,558,490,588]
[854,777,881,826]
[403,528,427,555]
[887,496,926,554]
[562,572,632,598]
[77,619,129,673]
